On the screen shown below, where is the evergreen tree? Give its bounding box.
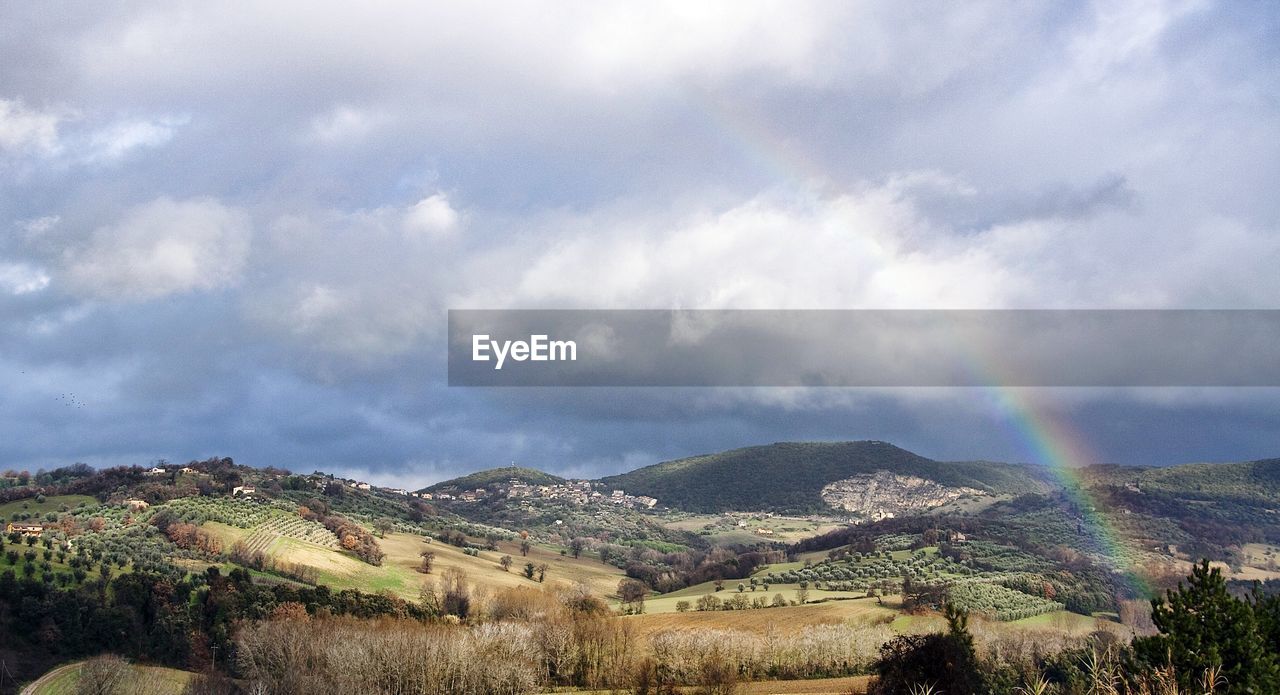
[1135,560,1279,694]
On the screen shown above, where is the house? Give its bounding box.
[636,496,657,508]
[5,522,44,537]
[232,486,256,496]
[179,467,196,474]
[146,467,167,475]
[124,499,150,511]
[388,488,408,496]
[755,528,775,536]
[355,482,371,490]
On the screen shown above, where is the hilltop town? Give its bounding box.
[425,475,659,510]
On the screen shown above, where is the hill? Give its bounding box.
[600,441,1050,513]
[1134,457,1280,503]
[424,466,566,492]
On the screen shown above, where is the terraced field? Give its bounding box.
[240,514,338,553]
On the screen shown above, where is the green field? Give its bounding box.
[202,524,631,601]
[0,494,98,522]
[23,660,193,695]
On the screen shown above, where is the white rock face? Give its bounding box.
[820,471,986,519]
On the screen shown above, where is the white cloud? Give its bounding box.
[402,193,460,239]
[0,262,50,295]
[0,97,182,166]
[0,98,62,155]
[308,105,387,144]
[63,197,251,301]
[458,181,1018,311]
[82,114,185,163]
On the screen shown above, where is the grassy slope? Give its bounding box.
[0,495,98,522]
[218,527,629,601]
[23,661,193,695]
[601,441,1046,513]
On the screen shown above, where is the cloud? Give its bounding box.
[0,98,62,155]
[0,262,50,295]
[0,97,183,168]
[81,114,185,163]
[308,105,387,144]
[0,1,1276,481]
[402,193,460,239]
[62,198,251,301]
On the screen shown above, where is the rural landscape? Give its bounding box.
[2,441,1279,694]
[4,1,1278,694]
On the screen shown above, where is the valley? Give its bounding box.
[3,443,1280,694]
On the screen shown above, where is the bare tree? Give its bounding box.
[76,654,131,695]
[418,550,435,574]
[499,555,513,572]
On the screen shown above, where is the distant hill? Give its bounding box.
[424,466,566,492]
[1132,457,1280,504]
[600,441,1050,513]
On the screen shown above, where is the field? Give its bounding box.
[0,495,98,522]
[661,512,841,544]
[625,596,897,638]
[571,676,872,694]
[208,525,631,600]
[21,661,193,695]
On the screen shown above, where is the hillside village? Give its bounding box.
[424,476,659,510]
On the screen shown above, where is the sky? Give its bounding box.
[1,1,1278,488]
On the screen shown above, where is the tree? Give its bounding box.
[1135,560,1280,694]
[373,518,394,538]
[869,603,982,695]
[676,600,691,613]
[618,578,648,614]
[418,550,435,574]
[520,540,531,557]
[441,567,470,618]
[771,593,788,607]
[536,563,547,583]
[569,537,584,559]
[796,584,809,605]
[523,562,536,580]
[499,555,512,572]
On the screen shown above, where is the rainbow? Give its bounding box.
[688,89,1152,597]
[984,387,1150,597]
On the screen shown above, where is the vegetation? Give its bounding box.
[424,466,566,492]
[6,449,1280,694]
[601,441,1049,513]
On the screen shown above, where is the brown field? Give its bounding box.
[623,597,897,639]
[739,677,871,694]
[568,676,870,694]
